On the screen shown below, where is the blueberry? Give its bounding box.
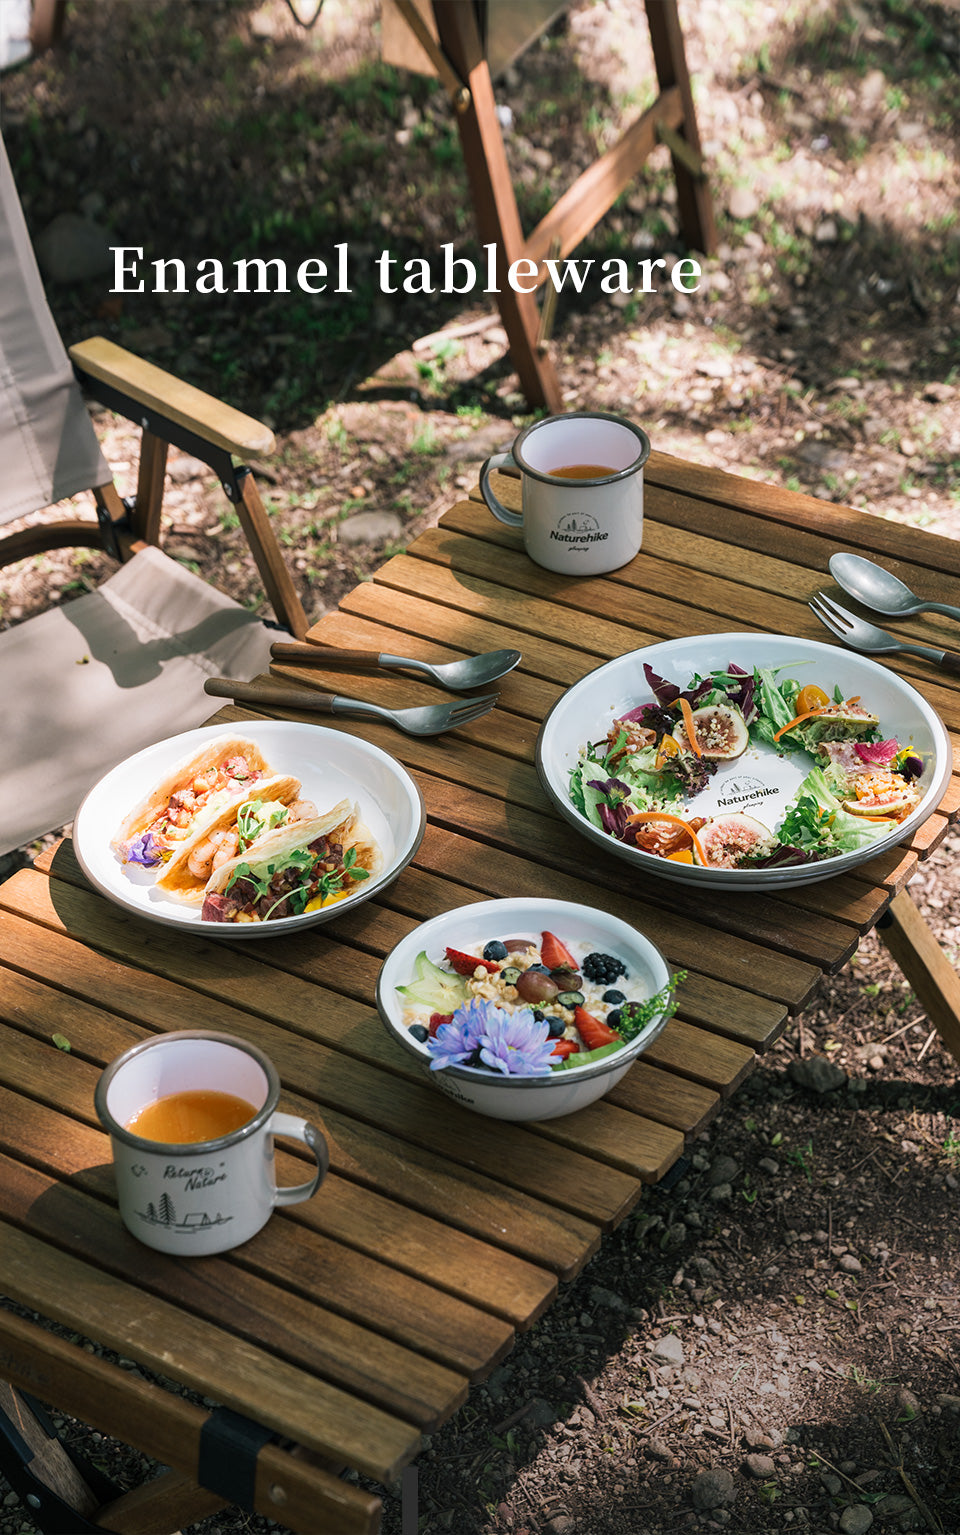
[409,1024,429,1043]
[602,989,626,1005]
[546,1016,566,1038]
[483,939,508,962]
[606,1009,622,1030]
[526,963,550,975]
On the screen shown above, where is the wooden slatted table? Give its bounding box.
[1,451,958,1535]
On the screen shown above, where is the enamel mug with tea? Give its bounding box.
[480,412,651,575]
[95,1030,328,1256]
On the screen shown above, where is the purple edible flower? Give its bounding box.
[476,1003,557,1077]
[427,998,557,1077]
[126,831,162,867]
[426,1003,486,1071]
[587,776,632,805]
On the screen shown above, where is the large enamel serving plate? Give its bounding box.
[535,633,953,891]
[74,720,425,936]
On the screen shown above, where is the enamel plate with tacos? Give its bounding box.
[108,734,384,925]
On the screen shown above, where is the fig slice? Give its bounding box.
[842,791,913,817]
[695,813,775,868]
[687,703,750,761]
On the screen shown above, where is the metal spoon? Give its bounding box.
[829,552,960,623]
[270,641,521,691]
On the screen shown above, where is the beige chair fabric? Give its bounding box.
[0,129,110,523]
[1,546,276,855]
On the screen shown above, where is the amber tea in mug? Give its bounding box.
[480,412,651,575]
[96,1031,328,1255]
[548,463,618,480]
[126,1089,256,1144]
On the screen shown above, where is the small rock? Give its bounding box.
[34,212,114,282]
[710,1183,734,1203]
[544,1517,576,1535]
[728,187,760,220]
[690,1467,736,1511]
[788,1056,848,1093]
[758,1157,780,1175]
[644,1436,676,1462]
[745,1453,776,1478]
[589,1285,628,1311]
[707,1155,740,1187]
[815,218,839,243]
[821,1473,843,1495]
[875,1494,916,1517]
[650,1334,685,1368]
[936,1393,960,1413]
[525,1397,558,1429]
[838,1506,873,1534]
[338,511,404,546]
[838,1253,863,1274]
[896,1386,921,1419]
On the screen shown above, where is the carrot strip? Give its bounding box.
[677,697,702,757]
[626,810,709,867]
[774,696,862,743]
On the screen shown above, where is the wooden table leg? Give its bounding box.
[432,0,563,413]
[644,0,717,255]
[877,888,960,1066]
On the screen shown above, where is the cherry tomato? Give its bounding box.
[796,684,830,715]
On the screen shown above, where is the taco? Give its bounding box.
[200,798,383,924]
[156,780,312,903]
[112,735,278,870]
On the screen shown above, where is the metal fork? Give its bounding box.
[204,677,500,735]
[809,593,960,675]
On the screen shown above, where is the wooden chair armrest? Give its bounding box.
[68,336,276,459]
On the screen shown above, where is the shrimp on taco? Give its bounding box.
[200,798,382,924]
[156,782,318,904]
[112,736,279,871]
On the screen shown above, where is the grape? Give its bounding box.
[516,969,560,1004]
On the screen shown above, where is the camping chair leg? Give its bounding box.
[132,431,169,548]
[432,0,563,414]
[229,468,309,640]
[876,888,960,1067]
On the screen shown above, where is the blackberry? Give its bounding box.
[602,989,626,1005]
[582,951,627,986]
[483,939,508,962]
[409,1024,429,1043]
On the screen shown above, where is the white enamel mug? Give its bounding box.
[479,412,651,575]
[94,1031,328,1256]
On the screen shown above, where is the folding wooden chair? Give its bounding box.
[0,128,308,857]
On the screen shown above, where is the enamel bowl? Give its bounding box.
[376,896,673,1122]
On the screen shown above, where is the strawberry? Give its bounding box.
[428,1012,453,1037]
[573,1005,621,1051]
[540,930,578,972]
[550,1038,579,1059]
[445,946,498,975]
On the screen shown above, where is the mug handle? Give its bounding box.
[479,450,523,528]
[269,1113,329,1205]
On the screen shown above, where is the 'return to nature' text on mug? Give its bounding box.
[479,412,651,576]
[95,1030,328,1256]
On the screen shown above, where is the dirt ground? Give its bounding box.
[1,1,959,1533]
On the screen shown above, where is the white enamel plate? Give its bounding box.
[535,633,952,891]
[74,720,425,936]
